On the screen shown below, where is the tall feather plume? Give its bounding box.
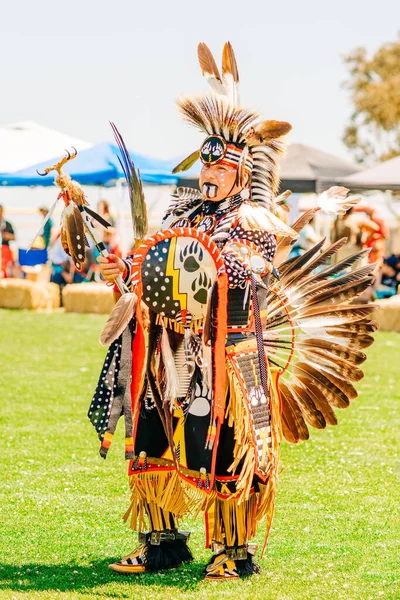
[198,42,225,96]
[221,41,240,106]
[99,293,138,346]
[110,122,148,242]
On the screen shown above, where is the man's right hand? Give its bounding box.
[97,254,125,281]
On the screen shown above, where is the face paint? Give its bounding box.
[199,163,247,202]
[202,183,218,199]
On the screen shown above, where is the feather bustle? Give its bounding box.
[279,382,309,441]
[293,363,350,409]
[290,383,326,429]
[299,381,338,426]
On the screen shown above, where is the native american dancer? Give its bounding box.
[89,42,377,580]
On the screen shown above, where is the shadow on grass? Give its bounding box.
[0,558,205,593]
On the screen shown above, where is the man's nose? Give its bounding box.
[205,171,218,182]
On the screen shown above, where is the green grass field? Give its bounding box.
[0,309,399,600]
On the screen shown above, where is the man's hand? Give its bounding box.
[1,231,14,242]
[98,254,125,281]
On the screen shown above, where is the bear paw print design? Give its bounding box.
[191,271,211,304]
[180,241,204,273]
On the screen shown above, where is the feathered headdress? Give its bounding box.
[173,42,292,212]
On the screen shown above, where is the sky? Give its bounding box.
[1,0,399,163]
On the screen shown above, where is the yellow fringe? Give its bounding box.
[207,494,258,546]
[225,357,256,502]
[258,367,282,557]
[123,468,214,532]
[224,358,283,553]
[155,312,203,333]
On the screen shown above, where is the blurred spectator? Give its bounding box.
[38,206,53,249]
[0,204,15,277]
[97,200,122,257]
[375,254,400,299]
[361,206,389,264]
[49,232,89,303]
[331,208,364,262]
[290,216,318,257]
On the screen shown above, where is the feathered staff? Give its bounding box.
[33,149,127,295]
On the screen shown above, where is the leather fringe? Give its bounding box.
[123,469,214,532]
[225,358,256,501]
[207,494,258,547]
[155,312,203,333]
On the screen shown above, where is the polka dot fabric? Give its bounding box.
[88,338,122,440]
[229,225,277,263]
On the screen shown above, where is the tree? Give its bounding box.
[342,36,400,164]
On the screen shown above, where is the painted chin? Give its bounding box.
[202,182,218,199]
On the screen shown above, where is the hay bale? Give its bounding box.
[0,278,60,309]
[62,282,114,314]
[374,296,400,332]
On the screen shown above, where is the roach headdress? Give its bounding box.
[173,42,292,212]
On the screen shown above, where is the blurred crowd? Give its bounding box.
[1,199,400,301]
[0,200,122,301]
[289,202,400,299]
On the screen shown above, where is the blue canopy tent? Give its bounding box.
[0,142,178,187]
[0,143,178,254]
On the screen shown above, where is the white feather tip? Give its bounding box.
[317,186,361,216]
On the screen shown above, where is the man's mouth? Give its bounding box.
[202,183,218,199]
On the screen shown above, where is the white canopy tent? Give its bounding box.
[0,121,91,174]
[339,155,400,192]
[0,121,93,249]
